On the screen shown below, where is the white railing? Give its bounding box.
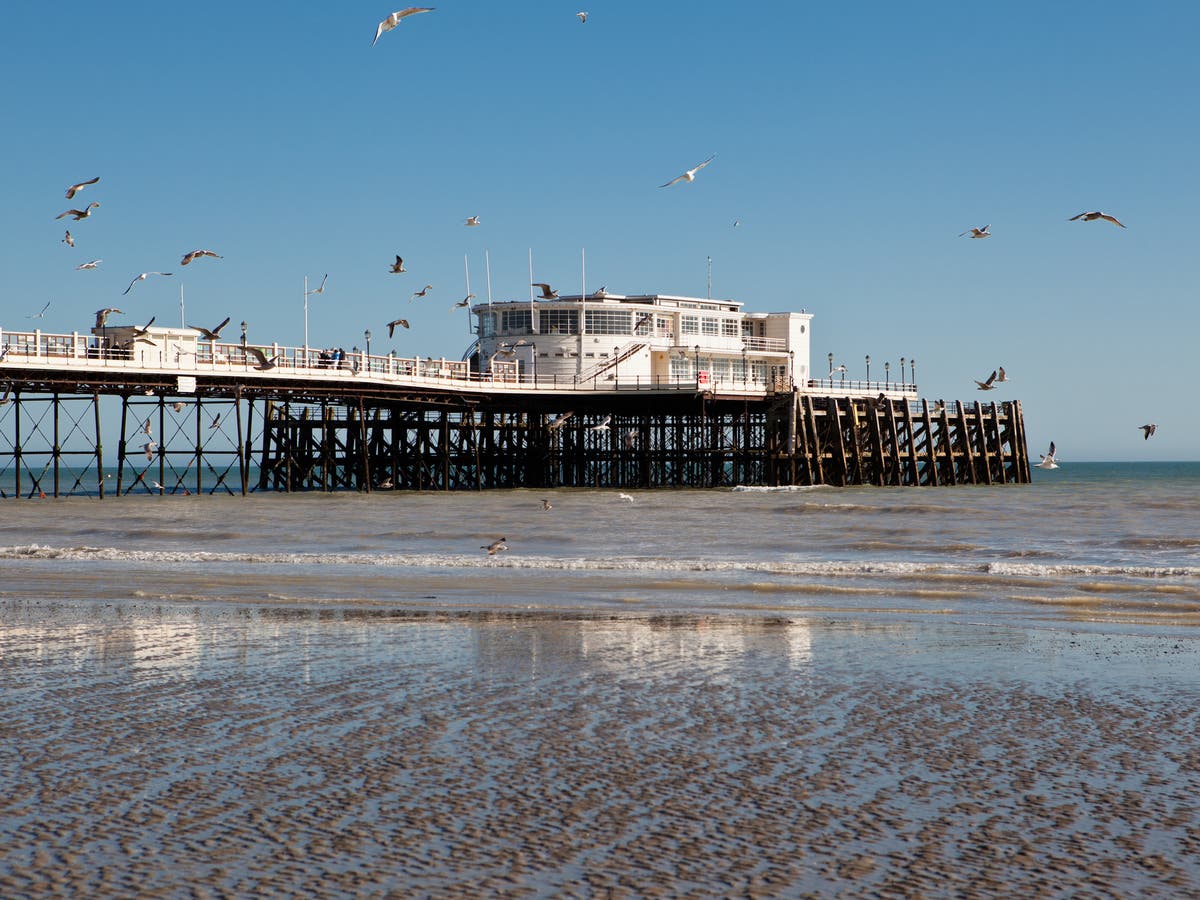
[741,336,787,352]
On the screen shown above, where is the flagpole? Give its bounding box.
[303,275,309,365]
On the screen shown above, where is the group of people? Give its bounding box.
[314,348,350,369]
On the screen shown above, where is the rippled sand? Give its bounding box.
[2,601,1199,897]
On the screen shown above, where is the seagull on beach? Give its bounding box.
[56,202,100,221]
[618,492,635,503]
[452,293,476,309]
[465,215,480,226]
[1069,211,1125,228]
[306,274,328,296]
[542,498,553,511]
[189,317,231,340]
[660,155,716,188]
[482,536,508,555]
[532,282,559,299]
[1140,423,1158,440]
[589,415,611,431]
[372,7,434,46]
[974,370,998,391]
[65,176,100,200]
[124,272,173,294]
[94,307,123,328]
[411,284,433,300]
[389,256,406,274]
[548,411,573,430]
[62,230,75,247]
[959,225,991,239]
[26,301,51,319]
[1035,441,1059,469]
[181,249,222,266]
[386,318,410,337]
[76,259,102,270]
[245,346,280,371]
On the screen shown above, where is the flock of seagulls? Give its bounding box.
[961,211,1126,238]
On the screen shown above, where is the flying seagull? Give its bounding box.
[548,411,573,430]
[143,418,153,436]
[181,249,222,266]
[245,346,280,371]
[831,364,847,376]
[76,259,102,270]
[452,293,476,309]
[130,316,157,343]
[592,286,610,299]
[372,7,434,46]
[411,284,433,300]
[94,307,123,328]
[618,492,635,503]
[172,402,185,413]
[210,414,222,429]
[389,255,406,274]
[124,272,173,294]
[56,202,100,221]
[143,441,157,461]
[542,498,553,511]
[589,415,611,431]
[65,176,100,200]
[386,318,410,337]
[660,154,716,188]
[482,536,508,555]
[532,282,559,299]
[189,316,231,340]
[1035,441,1059,470]
[974,370,998,391]
[1139,423,1158,440]
[306,274,328,295]
[959,225,991,239]
[62,230,75,247]
[577,11,588,22]
[26,301,51,319]
[465,215,480,226]
[1069,211,1125,228]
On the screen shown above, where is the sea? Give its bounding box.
[3,462,1200,896]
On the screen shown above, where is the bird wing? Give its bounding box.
[123,276,140,295]
[245,346,270,366]
[691,155,716,173]
[985,370,996,386]
[1048,442,1056,457]
[659,174,686,188]
[372,20,387,45]
[56,209,80,220]
[1100,214,1125,228]
[1068,212,1087,221]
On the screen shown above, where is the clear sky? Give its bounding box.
[3,2,1197,461]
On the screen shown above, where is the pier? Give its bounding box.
[0,324,1029,497]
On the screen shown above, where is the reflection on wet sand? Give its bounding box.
[2,600,1199,896]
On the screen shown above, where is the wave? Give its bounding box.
[4,544,1199,581]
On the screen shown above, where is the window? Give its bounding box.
[701,318,719,336]
[681,315,699,335]
[633,312,655,336]
[540,309,578,334]
[669,355,693,378]
[722,320,739,337]
[479,313,496,337]
[585,309,632,335]
[502,309,531,333]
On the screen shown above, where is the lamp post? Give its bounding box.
[365,329,372,358]
[900,357,907,389]
[240,320,247,348]
[694,344,701,379]
[885,361,890,388]
[828,351,834,387]
[789,350,795,388]
[910,358,916,389]
[742,347,748,387]
[865,354,871,385]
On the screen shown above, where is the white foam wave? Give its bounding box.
[731,484,832,493]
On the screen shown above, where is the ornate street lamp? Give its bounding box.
[365,329,372,358]
[885,360,890,388]
[240,320,247,347]
[910,358,916,388]
[865,353,871,384]
[900,357,907,389]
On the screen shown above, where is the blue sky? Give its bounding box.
[3,2,1197,460]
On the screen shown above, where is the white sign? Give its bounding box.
[176,375,197,394]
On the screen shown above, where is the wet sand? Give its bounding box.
[2,600,1199,897]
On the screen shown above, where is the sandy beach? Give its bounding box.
[2,600,1198,897]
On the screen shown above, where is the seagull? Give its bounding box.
[181,249,222,266]
[931,399,946,415]
[831,364,847,376]
[452,293,476,309]
[62,230,75,247]
[974,370,998,391]
[592,286,609,299]
[56,202,100,221]
[143,418,153,436]
[548,411,573,430]
[94,307,123,328]
[465,215,480,226]
[660,154,716,188]
[65,176,100,199]
[1035,441,1059,470]
[532,282,559,299]
[379,477,394,489]
[577,11,588,22]
[389,256,406,274]
[124,272,173,294]
[541,499,553,511]
[1139,423,1158,440]
[387,318,410,337]
[1069,211,1125,228]
[189,317,231,340]
[0,383,10,402]
[210,413,222,429]
[482,536,507,555]
[372,7,434,46]
[589,415,611,431]
[617,492,635,503]
[152,481,166,491]
[306,274,328,296]
[172,402,185,413]
[143,441,157,461]
[245,346,280,371]
[26,301,51,319]
[623,428,637,449]
[76,259,102,270]
[130,316,157,343]
[411,284,433,300]
[733,219,740,227]
[996,366,1009,382]
[959,225,991,239]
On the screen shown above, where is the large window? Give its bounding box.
[681,315,699,335]
[540,309,578,335]
[701,318,719,336]
[585,309,632,335]
[502,309,532,333]
[479,312,496,337]
[722,320,740,337]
